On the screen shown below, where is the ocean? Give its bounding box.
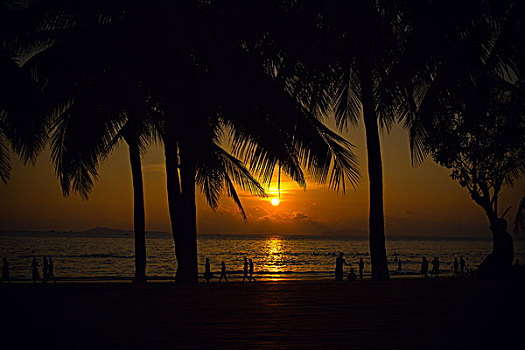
[1,231,523,281]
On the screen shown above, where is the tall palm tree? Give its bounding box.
[0,1,156,282]
[139,2,361,282]
[50,84,154,284]
[247,0,525,280]
[249,1,410,280]
[3,0,361,283]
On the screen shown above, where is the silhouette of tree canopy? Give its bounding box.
[2,0,523,282]
[425,76,525,273]
[0,0,359,282]
[233,0,525,279]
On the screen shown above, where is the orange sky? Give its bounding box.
[0,121,523,237]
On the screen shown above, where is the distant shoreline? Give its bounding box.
[0,228,492,240]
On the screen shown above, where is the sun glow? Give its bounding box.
[271,197,280,206]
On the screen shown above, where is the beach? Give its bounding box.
[1,278,522,349]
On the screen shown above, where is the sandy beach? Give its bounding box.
[0,278,522,349]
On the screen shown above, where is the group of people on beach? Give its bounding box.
[334,253,471,281]
[32,256,56,284]
[2,253,515,283]
[0,256,56,284]
[203,257,256,283]
[420,256,467,278]
[335,253,364,281]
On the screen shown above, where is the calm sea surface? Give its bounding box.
[1,233,524,281]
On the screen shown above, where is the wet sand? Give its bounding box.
[0,278,522,349]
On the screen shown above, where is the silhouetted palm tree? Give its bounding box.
[248,0,525,279]
[50,84,154,284]
[251,1,410,280]
[2,1,360,283]
[0,1,156,282]
[141,2,361,282]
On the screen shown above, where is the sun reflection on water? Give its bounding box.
[262,236,285,280]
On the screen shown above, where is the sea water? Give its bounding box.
[1,232,523,281]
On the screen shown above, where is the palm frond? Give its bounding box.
[224,172,247,221]
[0,125,11,184]
[50,99,122,199]
[332,66,361,130]
[196,140,266,219]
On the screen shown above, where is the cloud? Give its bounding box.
[292,212,309,222]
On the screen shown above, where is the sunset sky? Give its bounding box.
[1,119,523,237]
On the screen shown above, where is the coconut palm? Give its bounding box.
[247,0,525,280]
[247,1,410,280]
[139,2,361,282]
[2,1,361,283]
[0,0,156,282]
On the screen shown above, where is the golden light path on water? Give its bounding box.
[262,236,285,281]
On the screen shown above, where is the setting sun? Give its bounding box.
[271,197,280,206]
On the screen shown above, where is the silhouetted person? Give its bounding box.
[204,258,212,283]
[397,259,402,271]
[347,268,357,281]
[249,258,255,282]
[48,257,56,283]
[358,258,364,279]
[1,258,9,284]
[219,261,228,283]
[453,257,459,275]
[421,257,429,278]
[459,256,466,274]
[42,256,49,285]
[431,257,440,278]
[31,258,39,283]
[515,259,520,266]
[335,252,348,281]
[242,257,249,282]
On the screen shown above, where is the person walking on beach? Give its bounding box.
[1,257,9,284]
[249,258,256,282]
[204,258,213,283]
[48,257,56,283]
[358,258,365,279]
[453,257,459,275]
[242,257,249,282]
[31,257,39,283]
[421,257,429,278]
[459,256,466,274]
[219,261,228,283]
[431,257,440,278]
[335,252,348,281]
[42,256,49,284]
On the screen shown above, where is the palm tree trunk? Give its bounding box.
[164,139,184,281]
[175,138,199,283]
[164,132,199,283]
[360,61,390,281]
[127,140,147,283]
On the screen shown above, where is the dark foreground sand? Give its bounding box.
[0,279,523,349]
